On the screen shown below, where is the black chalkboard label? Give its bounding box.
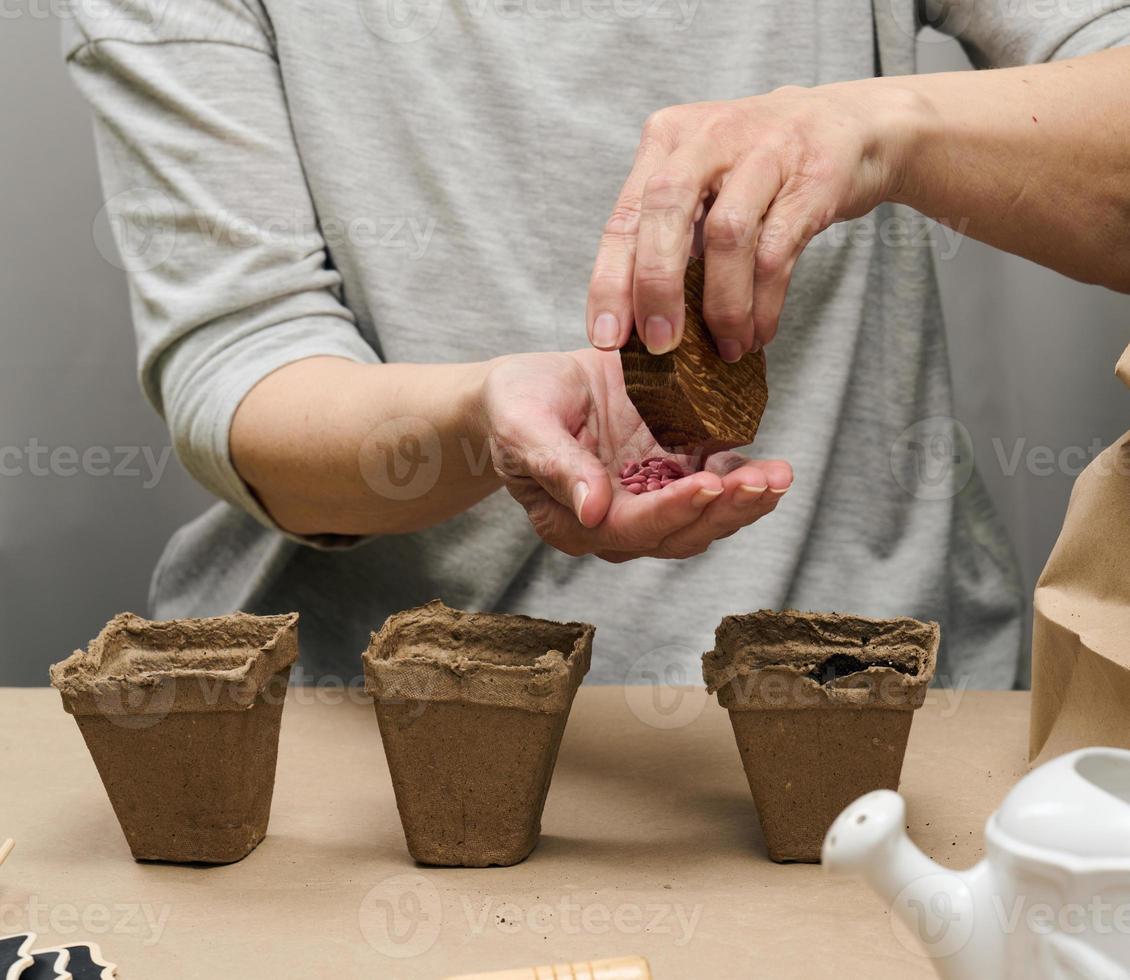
[58,945,117,980]
[17,948,68,980]
[0,933,34,980]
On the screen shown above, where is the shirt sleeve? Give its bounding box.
[63,0,380,540]
[921,0,1130,66]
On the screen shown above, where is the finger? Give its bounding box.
[751,191,829,347]
[515,466,723,559]
[704,454,794,493]
[587,121,674,351]
[717,460,791,517]
[596,464,784,564]
[701,154,783,361]
[655,485,782,558]
[719,458,792,518]
[495,413,613,528]
[656,459,792,556]
[601,468,724,551]
[533,439,613,529]
[634,141,731,355]
[505,484,593,557]
[519,455,731,555]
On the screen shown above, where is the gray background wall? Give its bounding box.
[1,20,1127,685]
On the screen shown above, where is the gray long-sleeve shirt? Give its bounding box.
[62,0,1130,685]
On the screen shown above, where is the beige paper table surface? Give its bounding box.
[0,687,1029,978]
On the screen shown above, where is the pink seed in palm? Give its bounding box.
[620,457,690,493]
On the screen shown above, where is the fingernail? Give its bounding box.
[692,487,723,507]
[769,485,789,495]
[738,483,767,496]
[592,312,620,349]
[750,338,763,353]
[645,316,675,355]
[717,339,743,363]
[573,482,590,520]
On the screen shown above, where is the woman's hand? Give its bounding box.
[231,351,790,550]
[586,82,919,359]
[482,348,792,561]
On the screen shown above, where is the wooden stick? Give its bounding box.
[0,838,14,866]
[444,954,652,980]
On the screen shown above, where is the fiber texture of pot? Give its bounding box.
[50,612,299,864]
[363,600,593,867]
[702,610,938,863]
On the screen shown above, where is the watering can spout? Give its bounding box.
[823,790,988,980]
[825,751,1130,978]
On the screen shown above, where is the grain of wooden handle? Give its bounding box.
[620,255,768,454]
[444,954,652,979]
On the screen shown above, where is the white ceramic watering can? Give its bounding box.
[823,747,1130,979]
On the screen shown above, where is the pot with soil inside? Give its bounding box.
[702,609,938,863]
[362,600,593,867]
[49,611,299,864]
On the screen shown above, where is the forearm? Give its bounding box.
[886,47,1130,290]
[231,356,501,537]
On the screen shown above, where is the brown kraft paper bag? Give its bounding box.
[1029,343,1130,765]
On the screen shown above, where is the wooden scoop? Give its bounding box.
[620,256,767,455]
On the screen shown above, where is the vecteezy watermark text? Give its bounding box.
[359,874,703,960]
[891,416,1130,502]
[461,894,702,946]
[0,440,171,488]
[93,186,440,273]
[0,897,171,947]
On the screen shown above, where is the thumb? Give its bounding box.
[500,415,612,528]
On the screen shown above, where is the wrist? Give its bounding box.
[461,356,504,453]
[834,76,940,209]
[352,357,503,492]
[867,77,944,209]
